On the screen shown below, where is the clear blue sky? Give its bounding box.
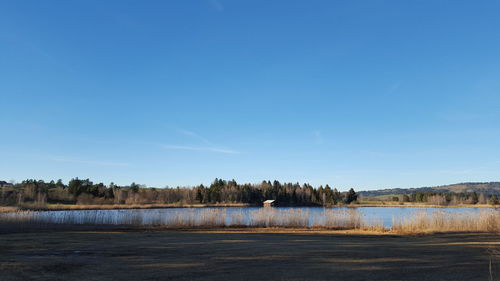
[1,0,499,190]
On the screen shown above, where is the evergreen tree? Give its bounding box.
[489,194,499,205]
[332,188,342,205]
[345,188,358,204]
[324,185,334,205]
[130,182,140,193]
[55,179,65,189]
[470,192,479,204]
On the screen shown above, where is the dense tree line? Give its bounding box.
[391,191,498,205]
[0,178,358,207]
[3,178,496,207]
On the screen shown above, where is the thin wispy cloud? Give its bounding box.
[312,130,324,144]
[387,82,401,93]
[208,0,224,12]
[434,168,497,175]
[177,129,211,145]
[5,26,75,73]
[439,111,498,122]
[162,145,239,154]
[51,157,130,167]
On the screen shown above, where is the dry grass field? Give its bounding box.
[0,227,499,281]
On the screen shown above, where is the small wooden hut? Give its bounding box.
[263,199,276,207]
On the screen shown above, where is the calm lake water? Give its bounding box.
[5,207,495,227]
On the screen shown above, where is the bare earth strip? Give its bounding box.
[0,228,498,281]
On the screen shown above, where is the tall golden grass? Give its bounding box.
[392,210,500,233]
[0,206,18,213]
[249,208,310,227]
[0,208,498,233]
[16,202,251,211]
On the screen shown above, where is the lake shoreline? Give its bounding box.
[1,202,498,213]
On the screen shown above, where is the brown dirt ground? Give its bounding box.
[0,227,499,281]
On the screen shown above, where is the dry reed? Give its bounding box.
[0,208,498,233]
[0,206,18,213]
[392,210,500,233]
[249,208,310,227]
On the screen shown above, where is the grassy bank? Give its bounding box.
[0,206,19,213]
[392,210,500,234]
[14,202,253,211]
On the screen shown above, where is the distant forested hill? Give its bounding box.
[360,182,500,197]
